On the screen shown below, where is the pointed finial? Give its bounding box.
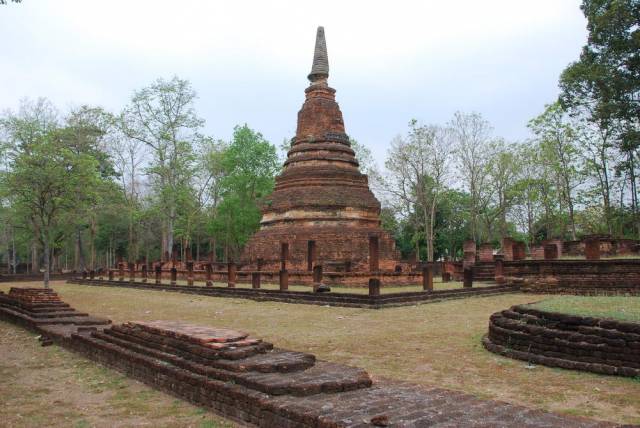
[308,26,329,83]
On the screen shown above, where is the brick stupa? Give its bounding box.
[242,27,399,273]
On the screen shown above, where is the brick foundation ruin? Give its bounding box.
[0,287,615,427]
[484,304,640,378]
[503,259,640,295]
[68,277,518,309]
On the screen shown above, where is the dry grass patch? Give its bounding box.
[1,281,639,425]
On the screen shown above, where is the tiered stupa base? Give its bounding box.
[245,225,399,272]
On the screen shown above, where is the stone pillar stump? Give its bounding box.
[422,264,433,291]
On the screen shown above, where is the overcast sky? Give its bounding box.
[1,0,587,164]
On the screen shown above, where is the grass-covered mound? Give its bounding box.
[528,296,640,323]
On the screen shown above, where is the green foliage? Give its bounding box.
[210,125,278,259]
[560,0,639,131]
[3,124,103,283]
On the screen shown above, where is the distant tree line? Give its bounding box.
[0,77,278,285]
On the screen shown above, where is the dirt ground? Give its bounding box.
[1,281,639,426]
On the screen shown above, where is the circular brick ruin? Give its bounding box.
[483,304,640,377]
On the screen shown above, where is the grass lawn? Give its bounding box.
[528,296,640,323]
[1,281,640,426]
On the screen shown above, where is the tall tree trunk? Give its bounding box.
[211,237,217,262]
[161,223,168,262]
[11,234,16,274]
[629,154,639,238]
[90,218,96,269]
[4,229,10,274]
[167,205,175,257]
[42,233,50,289]
[32,242,38,272]
[76,229,86,271]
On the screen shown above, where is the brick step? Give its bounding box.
[81,332,371,396]
[104,326,315,372]
[29,311,89,319]
[27,304,73,312]
[70,325,612,427]
[0,297,71,311]
[0,304,83,319]
[472,264,495,281]
[474,275,495,281]
[33,315,111,325]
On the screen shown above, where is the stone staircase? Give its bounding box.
[73,321,371,397]
[0,287,110,334]
[472,262,496,281]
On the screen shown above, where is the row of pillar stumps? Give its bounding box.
[82,264,448,297]
[81,238,479,296]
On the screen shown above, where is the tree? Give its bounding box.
[211,125,278,260]
[529,102,583,239]
[384,120,452,261]
[485,139,521,240]
[3,129,101,286]
[118,76,204,261]
[109,121,145,260]
[560,0,640,235]
[0,98,60,274]
[449,111,495,242]
[62,106,115,270]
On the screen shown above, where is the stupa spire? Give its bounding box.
[308,26,329,83]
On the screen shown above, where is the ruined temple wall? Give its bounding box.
[503,260,640,291]
[562,238,639,257]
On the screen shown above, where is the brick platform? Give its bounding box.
[0,289,618,427]
[484,304,640,378]
[67,278,519,309]
[0,288,110,332]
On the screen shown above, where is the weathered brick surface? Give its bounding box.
[478,243,494,262]
[484,304,640,378]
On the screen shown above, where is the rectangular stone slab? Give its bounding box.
[132,320,252,345]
